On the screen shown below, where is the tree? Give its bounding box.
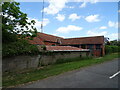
[110,40,120,46]
[2,2,37,43]
[104,37,110,45]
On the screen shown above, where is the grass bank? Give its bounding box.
[3,53,119,87]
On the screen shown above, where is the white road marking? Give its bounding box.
[109,71,120,79]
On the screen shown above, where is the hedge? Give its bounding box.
[105,45,119,54]
[2,39,39,58]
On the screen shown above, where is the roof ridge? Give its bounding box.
[37,32,64,38]
[64,35,104,40]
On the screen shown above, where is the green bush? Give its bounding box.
[105,45,119,54]
[2,39,39,57]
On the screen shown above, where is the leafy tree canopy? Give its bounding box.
[109,40,120,46]
[2,2,37,43]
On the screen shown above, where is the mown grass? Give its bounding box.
[3,53,119,88]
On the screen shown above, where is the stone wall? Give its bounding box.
[3,51,91,72]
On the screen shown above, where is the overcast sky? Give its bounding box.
[18,0,119,40]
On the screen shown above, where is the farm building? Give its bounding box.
[28,32,105,57]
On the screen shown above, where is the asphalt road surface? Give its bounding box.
[17,58,119,88]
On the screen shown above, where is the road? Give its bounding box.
[17,58,119,88]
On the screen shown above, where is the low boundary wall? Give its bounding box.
[3,51,91,72]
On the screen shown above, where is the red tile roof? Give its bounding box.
[28,37,45,45]
[28,32,104,45]
[37,32,63,43]
[46,46,89,51]
[61,36,104,45]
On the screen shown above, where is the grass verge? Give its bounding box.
[3,53,119,87]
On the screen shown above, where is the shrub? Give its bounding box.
[2,39,39,58]
[105,45,119,54]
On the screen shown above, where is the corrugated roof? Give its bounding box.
[46,46,89,51]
